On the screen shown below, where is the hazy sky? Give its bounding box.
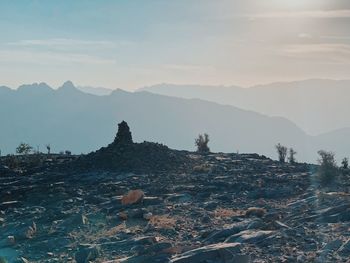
[1,0,350,90]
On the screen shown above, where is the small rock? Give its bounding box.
[21,257,29,263]
[25,222,37,239]
[143,212,153,220]
[245,207,266,218]
[127,208,144,219]
[7,236,15,245]
[297,254,306,262]
[201,214,211,224]
[119,212,128,220]
[81,214,89,225]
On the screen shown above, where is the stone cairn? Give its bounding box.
[114,121,133,145]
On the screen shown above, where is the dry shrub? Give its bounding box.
[317,150,338,185]
[149,215,176,229]
[214,208,243,218]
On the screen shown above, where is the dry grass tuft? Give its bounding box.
[214,208,243,218]
[149,215,176,229]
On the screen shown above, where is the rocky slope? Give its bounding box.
[1,125,350,262]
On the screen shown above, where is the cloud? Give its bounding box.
[245,9,350,19]
[1,38,122,65]
[0,49,116,65]
[282,43,350,63]
[6,38,134,50]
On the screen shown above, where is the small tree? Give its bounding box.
[46,144,51,155]
[317,150,338,185]
[275,143,287,163]
[341,157,349,169]
[288,148,297,164]
[16,143,33,155]
[195,133,210,153]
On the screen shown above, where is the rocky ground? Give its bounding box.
[1,141,350,262]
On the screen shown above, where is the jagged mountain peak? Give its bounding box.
[17,82,53,94]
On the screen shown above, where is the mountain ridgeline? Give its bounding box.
[0,81,349,163]
[140,79,350,135]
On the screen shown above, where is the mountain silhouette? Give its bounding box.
[0,81,349,163]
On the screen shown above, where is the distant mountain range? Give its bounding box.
[76,86,112,96]
[140,79,350,135]
[0,81,349,163]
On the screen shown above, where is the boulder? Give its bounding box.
[121,190,145,205]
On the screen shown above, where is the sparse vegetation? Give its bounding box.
[275,143,287,163]
[195,133,210,153]
[149,214,176,229]
[16,142,33,155]
[288,148,297,164]
[3,154,19,170]
[46,144,51,154]
[317,150,338,185]
[214,208,243,218]
[341,157,349,169]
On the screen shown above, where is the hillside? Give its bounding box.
[1,126,350,262]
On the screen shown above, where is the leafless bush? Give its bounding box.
[317,150,338,185]
[195,133,210,153]
[275,143,287,163]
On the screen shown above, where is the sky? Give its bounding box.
[0,0,350,90]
